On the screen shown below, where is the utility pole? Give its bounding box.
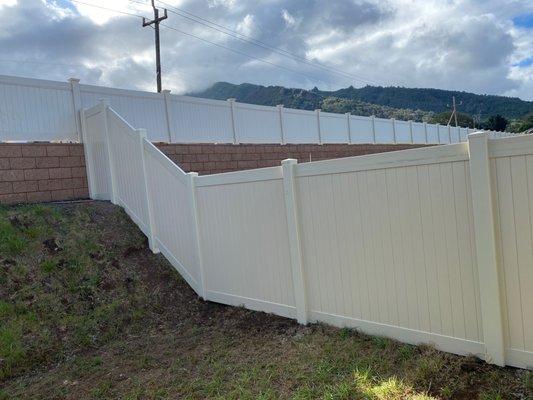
[447,96,460,127]
[143,0,167,93]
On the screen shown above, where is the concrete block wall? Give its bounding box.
[0,144,88,204]
[0,142,426,204]
[156,143,427,175]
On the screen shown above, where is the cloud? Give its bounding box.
[0,0,531,101]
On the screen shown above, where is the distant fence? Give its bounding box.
[0,74,508,144]
[83,100,532,370]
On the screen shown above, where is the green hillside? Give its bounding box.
[190,82,533,124]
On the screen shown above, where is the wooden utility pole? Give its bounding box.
[143,0,167,93]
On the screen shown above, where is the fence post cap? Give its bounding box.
[136,128,148,138]
[315,109,321,112]
[345,112,351,116]
[68,77,80,83]
[227,98,236,102]
[276,104,284,108]
[282,158,298,166]
[161,89,171,94]
[98,98,110,106]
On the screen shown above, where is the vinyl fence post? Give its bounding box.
[69,78,83,142]
[162,89,173,143]
[228,98,238,144]
[345,112,352,144]
[315,109,322,144]
[468,132,506,366]
[188,172,207,300]
[447,125,452,144]
[371,115,376,144]
[137,130,158,253]
[79,108,97,199]
[277,104,285,144]
[409,120,414,143]
[282,159,308,324]
[100,99,118,204]
[391,118,397,144]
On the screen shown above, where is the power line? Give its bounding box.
[70,0,144,19]
[149,0,379,86]
[159,23,334,85]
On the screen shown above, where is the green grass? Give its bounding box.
[0,202,531,399]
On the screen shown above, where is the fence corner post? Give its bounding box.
[99,99,118,204]
[162,89,173,143]
[138,129,158,254]
[188,171,207,300]
[281,158,308,325]
[468,132,506,366]
[69,77,82,142]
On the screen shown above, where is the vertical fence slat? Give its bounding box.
[162,89,173,143]
[138,131,158,253]
[277,104,285,144]
[282,159,308,324]
[188,171,207,299]
[100,99,118,204]
[468,132,506,366]
[69,78,82,142]
[228,98,237,144]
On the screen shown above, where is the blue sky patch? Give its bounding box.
[514,57,533,68]
[513,12,533,28]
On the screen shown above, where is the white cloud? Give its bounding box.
[0,0,531,101]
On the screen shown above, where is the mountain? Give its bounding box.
[190,82,533,122]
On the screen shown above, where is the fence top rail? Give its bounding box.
[0,74,71,91]
[142,138,189,185]
[294,142,469,177]
[488,134,533,158]
[81,83,164,101]
[108,106,138,132]
[196,165,283,187]
[84,104,104,118]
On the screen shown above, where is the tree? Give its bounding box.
[484,114,508,131]
[429,111,474,128]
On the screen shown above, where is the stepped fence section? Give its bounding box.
[0,74,508,144]
[82,100,533,370]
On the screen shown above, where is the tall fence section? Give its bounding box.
[82,100,532,370]
[1,74,508,144]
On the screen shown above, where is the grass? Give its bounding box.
[0,201,531,399]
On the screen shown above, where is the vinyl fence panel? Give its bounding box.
[143,140,202,294]
[319,111,349,143]
[233,102,281,143]
[196,168,296,317]
[0,75,77,142]
[81,85,168,142]
[349,116,374,143]
[169,96,234,143]
[490,136,533,368]
[294,144,484,356]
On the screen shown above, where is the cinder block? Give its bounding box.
[0,182,13,194]
[38,179,63,191]
[0,192,26,204]
[27,191,52,203]
[46,145,70,157]
[0,145,22,158]
[0,170,25,182]
[24,169,49,180]
[49,168,72,179]
[13,180,38,193]
[35,157,60,169]
[10,157,36,169]
[21,145,45,157]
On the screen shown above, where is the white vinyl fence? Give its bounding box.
[1,74,508,144]
[82,101,533,370]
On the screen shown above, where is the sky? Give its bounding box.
[0,0,532,100]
